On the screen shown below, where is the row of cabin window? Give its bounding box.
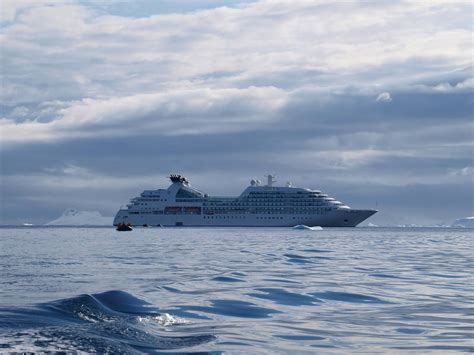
[137,200,167,204]
[130,209,331,215]
[218,196,325,200]
[137,199,167,202]
[129,210,198,215]
[247,194,320,197]
[203,208,332,214]
[204,203,330,207]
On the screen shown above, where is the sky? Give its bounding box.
[0,0,472,226]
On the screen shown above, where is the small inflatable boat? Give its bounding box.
[116,223,133,231]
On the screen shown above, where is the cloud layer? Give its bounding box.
[0,0,472,225]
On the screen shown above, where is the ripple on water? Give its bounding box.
[211,276,245,283]
[180,299,281,318]
[283,253,332,264]
[369,273,404,279]
[311,291,389,304]
[396,327,425,334]
[262,278,300,284]
[248,288,319,306]
[275,334,326,341]
[283,254,314,264]
[300,249,332,253]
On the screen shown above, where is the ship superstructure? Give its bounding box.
[113,174,377,227]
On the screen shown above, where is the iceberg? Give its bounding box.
[46,209,113,226]
[292,225,323,231]
[451,217,474,228]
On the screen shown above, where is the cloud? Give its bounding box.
[1,1,471,105]
[8,106,29,118]
[450,166,474,177]
[9,163,161,190]
[433,77,474,92]
[376,92,392,102]
[0,0,72,22]
[0,86,287,146]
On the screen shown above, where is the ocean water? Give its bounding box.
[0,227,472,353]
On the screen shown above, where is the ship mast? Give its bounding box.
[265,174,276,187]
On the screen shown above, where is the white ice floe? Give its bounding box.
[46,209,112,226]
[292,225,323,231]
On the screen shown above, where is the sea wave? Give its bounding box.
[0,290,215,353]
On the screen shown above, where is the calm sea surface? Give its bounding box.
[0,227,472,353]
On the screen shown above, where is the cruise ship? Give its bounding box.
[113,175,377,227]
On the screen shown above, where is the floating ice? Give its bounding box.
[292,225,323,231]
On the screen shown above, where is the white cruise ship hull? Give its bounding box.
[113,208,376,228]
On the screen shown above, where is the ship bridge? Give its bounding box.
[168,174,207,200]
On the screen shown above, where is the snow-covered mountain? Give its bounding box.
[46,209,112,226]
[451,217,474,228]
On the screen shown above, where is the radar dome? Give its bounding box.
[251,179,257,186]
